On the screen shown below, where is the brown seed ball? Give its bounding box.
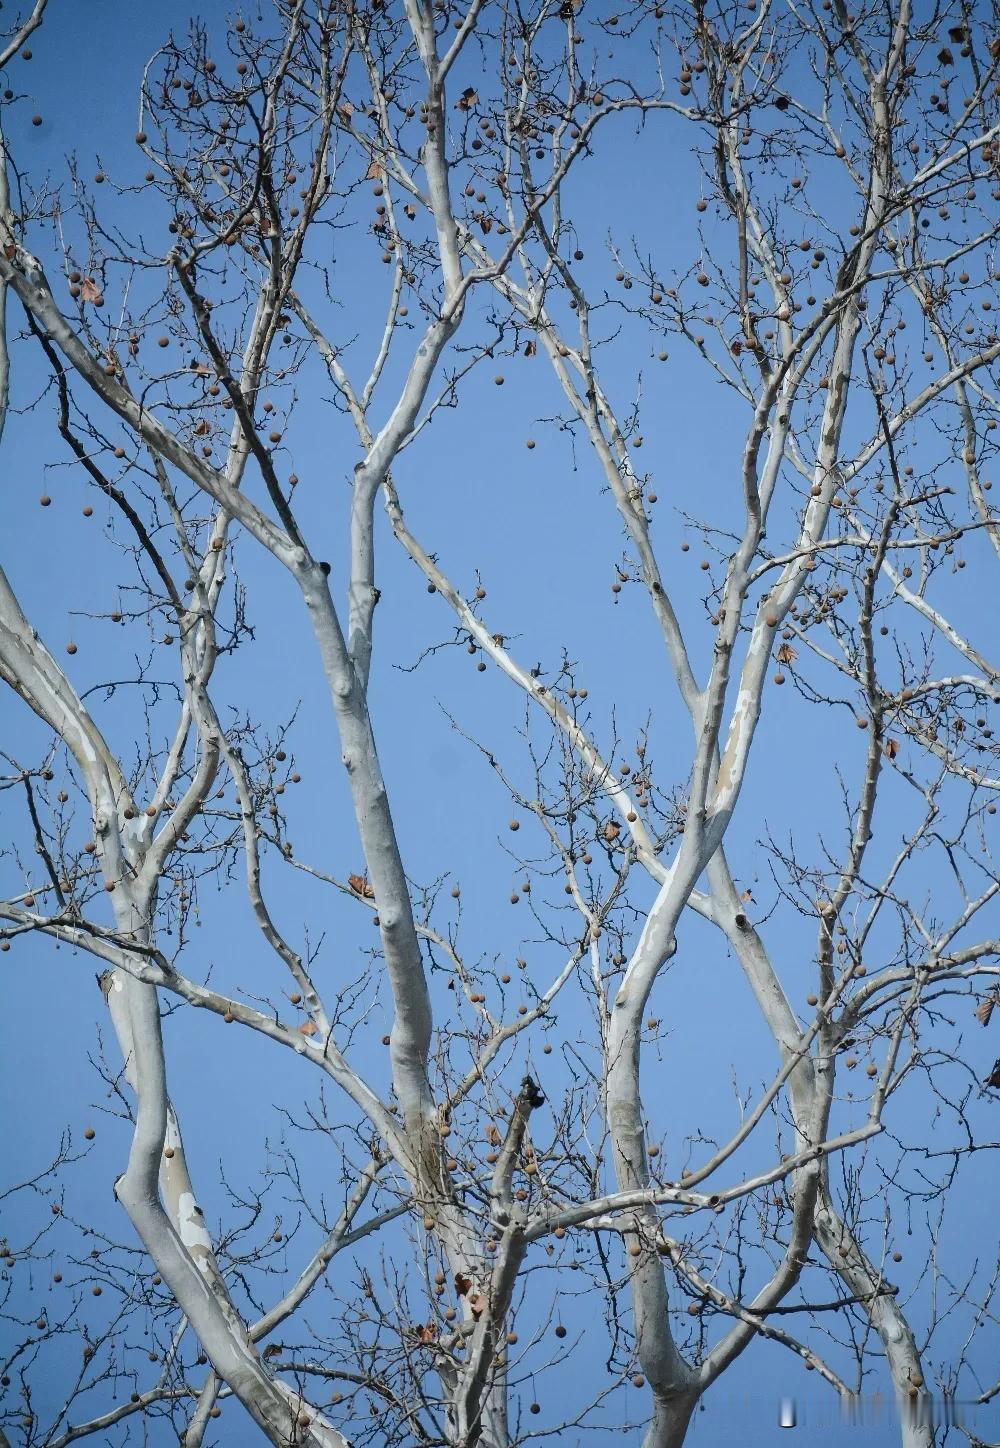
[83,1127,96,1139]
[40,494,52,506]
[91,1285,102,1296]
[290,992,302,1005]
[223,1010,234,1023]
[82,505,93,517]
[866,1063,878,1077]
[136,132,147,144]
[632,1374,646,1388]
[530,1403,541,1415]
[157,336,169,348]
[555,1324,567,1337]
[382,1034,391,1046]
[31,114,43,127]
[553,1225,566,1239]
[807,993,819,1006]
[892,1251,903,1262]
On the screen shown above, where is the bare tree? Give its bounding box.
[2,2,999,1446]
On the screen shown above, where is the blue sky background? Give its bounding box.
[2,3,999,1445]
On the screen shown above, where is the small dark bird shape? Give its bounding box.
[986,1059,1000,1091]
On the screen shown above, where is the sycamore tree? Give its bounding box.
[2,1,1000,1446]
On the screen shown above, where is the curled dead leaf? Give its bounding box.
[348,873,375,899]
[298,1020,319,1036]
[975,995,996,1028]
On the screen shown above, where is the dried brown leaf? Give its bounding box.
[975,995,996,1028]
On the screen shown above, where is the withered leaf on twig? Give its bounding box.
[975,995,996,1028]
[348,873,375,899]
